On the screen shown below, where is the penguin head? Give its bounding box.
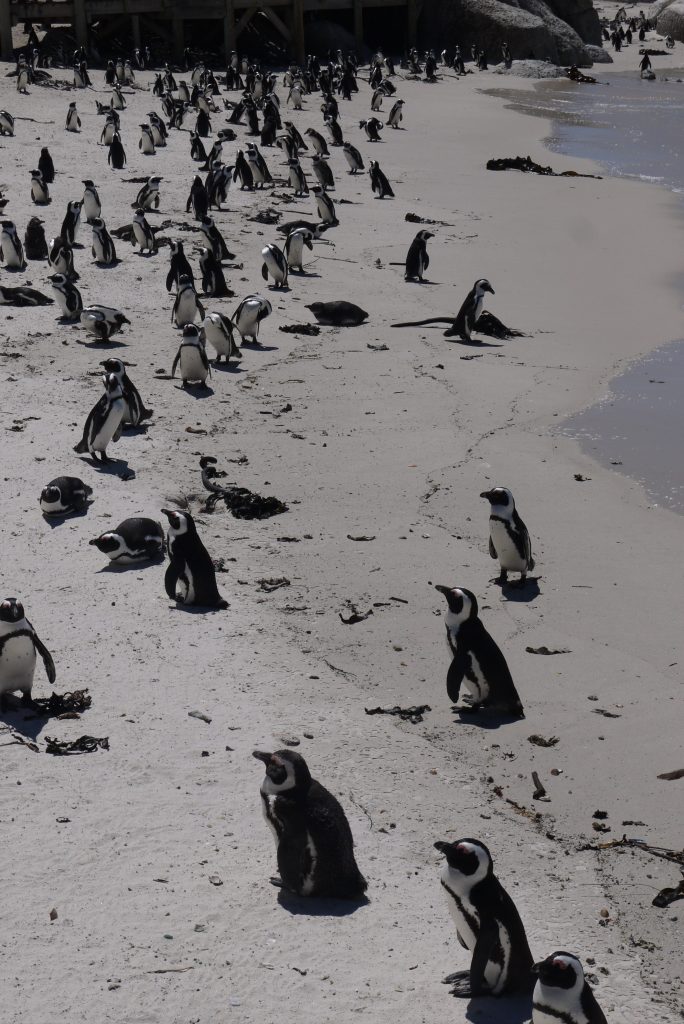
[104,372,123,398]
[161,508,195,537]
[0,597,25,623]
[480,486,514,512]
[91,217,105,230]
[416,230,434,241]
[40,484,62,508]
[100,357,125,377]
[433,838,493,884]
[89,532,123,556]
[252,749,312,795]
[533,952,585,993]
[82,179,95,188]
[474,278,495,295]
[49,273,68,289]
[182,323,201,344]
[434,586,478,621]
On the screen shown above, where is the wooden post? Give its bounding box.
[223,0,236,62]
[292,0,305,64]
[0,0,13,61]
[74,0,89,50]
[131,14,142,50]
[407,0,418,47]
[172,15,185,61]
[353,0,363,53]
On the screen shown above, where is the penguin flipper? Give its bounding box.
[32,632,56,685]
[261,263,268,281]
[489,536,497,560]
[446,651,466,704]
[171,351,180,378]
[470,920,499,996]
[164,562,179,601]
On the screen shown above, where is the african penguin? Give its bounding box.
[24,217,48,260]
[202,312,242,365]
[369,160,394,199]
[481,487,535,585]
[261,243,289,288]
[532,952,607,1024]
[232,294,272,344]
[60,200,82,246]
[40,476,92,517]
[172,275,205,327]
[80,305,130,341]
[284,228,313,272]
[132,209,156,253]
[135,175,162,212]
[48,236,78,279]
[139,123,156,155]
[50,273,83,320]
[387,98,405,127]
[405,230,433,281]
[306,301,368,326]
[82,180,101,222]
[0,598,56,709]
[199,248,229,297]
[73,373,125,463]
[161,508,228,608]
[89,518,164,563]
[0,221,26,269]
[166,240,195,292]
[38,147,55,183]
[108,133,127,169]
[30,169,50,205]
[100,357,152,427]
[172,323,211,386]
[91,218,117,265]
[65,101,81,132]
[313,187,337,225]
[342,142,364,174]
[199,216,233,262]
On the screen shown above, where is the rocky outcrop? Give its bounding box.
[653,0,684,40]
[420,0,603,66]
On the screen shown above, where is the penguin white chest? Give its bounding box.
[179,346,207,382]
[441,866,479,949]
[444,616,488,700]
[490,519,525,571]
[133,222,149,248]
[205,324,231,357]
[532,986,586,1024]
[92,398,124,451]
[83,195,99,220]
[237,311,258,339]
[0,631,36,694]
[1,237,21,267]
[176,292,198,326]
[264,251,284,282]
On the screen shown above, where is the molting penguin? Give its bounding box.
[261,243,289,288]
[161,508,228,608]
[0,598,56,709]
[38,147,55,183]
[232,294,272,344]
[433,838,534,997]
[434,586,524,717]
[532,952,607,1024]
[305,127,329,155]
[202,312,241,365]
[90,518,164,563]
[0,221,26,269]
[253,749,368,899]
[40,476,92,517]
[342,141,364,174]
[108,132,127,170]
[405,229,432,281]
[172,323,211,387]
[481,486,535,585]
[74,373,125,463]
[100,357,152,427]
[24,217,48,260]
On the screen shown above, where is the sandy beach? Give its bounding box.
[1,9,682,1022]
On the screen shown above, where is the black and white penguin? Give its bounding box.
[306,301,368,326]
[24,217,48,260]
[111,84,126,110]
[261,243,289,289]
[342,142,364,174]
[172,323,211,386]
[100,111,119,146]
[199,215,233,262]
[387,98,405,128]
[166,240,195,292]
[232,294,272,344]
[305,127,329,155]
[91,218,117,265]
[161,508,228,608]
[30,169,50,205]
[65,101,81,132]
[253,749,368,899]
[38,147,55,183]
[132,209,156,254]
[433,838,534,998]
[40,476,92,516]
[405,229,433,281]
[74,373,125,463]
[312,154,335,191]
[90,518,164,563]
[313,187,337,225]
[284,228,313,272]
[108,132,127,170]
[186,175,209,220]
[147,112,167,147]
[202,312,241,365]
[80,304,130,341]
[0,221,26,269]
[392,278,495,341]
[233,150,254,190]
[284,120,307,152]
[0,110,15,137]
[434,586,524,717]
[324,114,344,146]
[287,159,309,197]
[60,200,82,246]
[0,284,53,306]
[138,123,156,155]
[360,117,383,141]
[48,236,78,279]
[246,143,272,188]
[0,598,56,709]
[369,160,394,198]
[100,357,152,426]
[50,273,83,320]
[172,275,205,327]
[82,180,101,222]
[532,952,608,1024]
[199,247,229,297]
[481,486,535,585]
[190,131,208,163]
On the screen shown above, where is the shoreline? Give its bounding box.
[1,21,683,1023]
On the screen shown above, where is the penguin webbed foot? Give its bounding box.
[456,702,481,715]
[443,971,473,997]
[269,875,283,889]
[498,569,508,584]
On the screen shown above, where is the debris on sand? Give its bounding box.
[657,768,684,780]
[340,606,373,624]
[279,324,320,336]
[45,735,109,755]
[32,689,92,716]
[405,212,452,226]
[257,577,290,592]
[528,734,559,748]
[248,208,281,224]
[486,156,601,179]
[526,646,570,656]
[365,704,431,724]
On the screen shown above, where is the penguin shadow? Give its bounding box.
[41,507,91,529]
[290,270,322,279]
[0,697,51,741]
[450,706,525,730]
[93,259,123,269]
[168,602,227,615]
[212,361,244,374]
[97,555,165,574]
[122,423,151,436]
[76,337,128,350]
[241,342,279,352]
[465,993,532,1024]
[174,383,215,397]
[276,888,369,917]
[497,577,541,603]
[76,455,135,479]
[449,337,502,348]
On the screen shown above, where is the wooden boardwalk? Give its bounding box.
[1,0,419,62]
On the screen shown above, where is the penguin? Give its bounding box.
[360,117,383,141]
[74,373,125,463]
[284,228,313,272]
[433,838,534,998]
[100,112,119,146]
[108,132,127,170]
[190,132,208,163]
[392,278,495,341]
[312,154,335,191]
[371,87,384,111]
[233,150,254,190]
[30,169,50,205]
[0,598,56,709]
[82,180,101,221]
[0,284,53,306]
[172,275,205,327]
[195,108,211,137]
[135,175,163,210]
[342,142,364,174]
[60,200,82,246]
[186,175,209,221]
[199,248,230,297]
[24,217,48,260]
[232,294,272,344]
[48,236,78,279]
[139,123,156,155]
[202,312,241,365]
[172,323,210,386]
[161,508,227,608]
[40,476,92,517]
[531,952,608,1024]
[277,219,329,239]
[405,229,433,281]
[65,101,81,132]
[100,357,152,426]
[199,216,233,262]
[90,518,164,563]
[91,218,117,266]
[50,273,83,320]
[313,187,337,225]
[481,487,535,586]
[132,209,156,253]
[38,147,55,183]
[369,160,394,199]
[80,304,130,341]
[111,84,126,110]
[387,98,405,128]
[288,159,309,197]
[166,240,195,292]
[305,301,368,326]
[252,749,367,899]
[305,127,329,155]
[0,221,26,269]
[261,243,289,289]
[17,62,31,94]
[0,110,15,136]
[147,112,167,147]
[246,144,272,188]
[325,114,344,146]
[434,586,524,717]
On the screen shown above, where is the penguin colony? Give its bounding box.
[1,31,664,1021]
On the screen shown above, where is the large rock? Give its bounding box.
[654,0,684,39]
[420,0,603,65]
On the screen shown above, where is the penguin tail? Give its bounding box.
[528,558,535,571]
[73,439,87,453]
[141,407,153,420]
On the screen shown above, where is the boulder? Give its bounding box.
[585,43,613,61]
[491,57,565,74]
[654,0,684,39]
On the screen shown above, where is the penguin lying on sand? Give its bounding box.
[161,508,228,609]
[40,476,92,517]
[532,952,607,1023]
[434,586,524,717]
[253,749,368,899]
[0,284,53,306]
[306,300,368,326]
[434,838,533,998]
[90,518,164,563]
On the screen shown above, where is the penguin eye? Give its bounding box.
[554,960,568,970]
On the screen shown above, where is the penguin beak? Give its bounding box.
[485,283,495,294]
[434,585,450,596]
[480,490,493,501]
[88,538,99,546]
[252,750,273,765]
[531,962,542,975]
[433,841,449,854]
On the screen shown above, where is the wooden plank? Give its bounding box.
[223,0,236,59]
[292,0,304,62]
[234,4,257,39]
[353,0,362,50]
[0,0,13,60]
[261,5,291,41]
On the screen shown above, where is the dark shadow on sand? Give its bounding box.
[277,889,369,917]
